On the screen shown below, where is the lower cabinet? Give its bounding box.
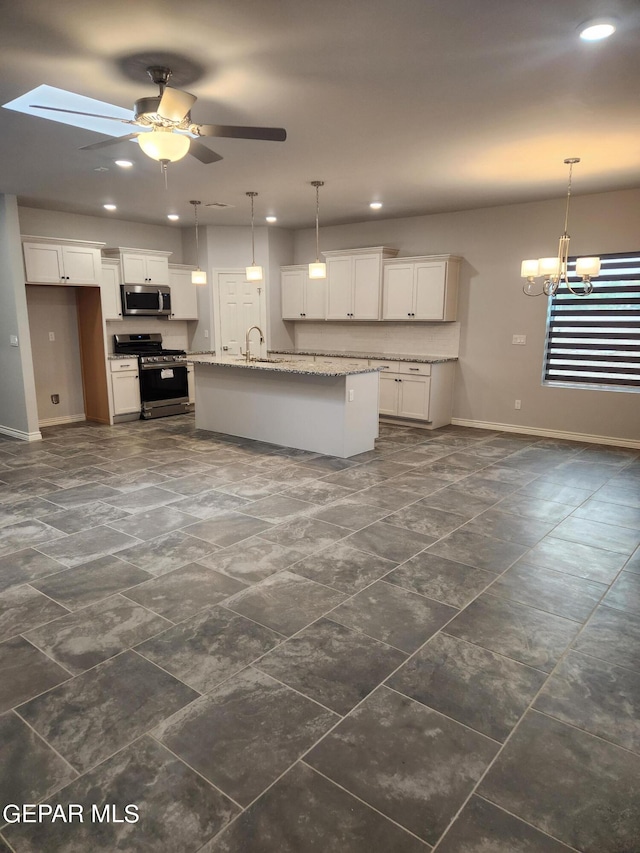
[187,364,195,404]
[379,372,430,420]
[110,360,141,416]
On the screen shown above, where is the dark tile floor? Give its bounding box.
[0,415,639,852]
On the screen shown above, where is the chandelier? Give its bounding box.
[520,158,600,297]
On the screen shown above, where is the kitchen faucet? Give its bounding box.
[244,325,265,362]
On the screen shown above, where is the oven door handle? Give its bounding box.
[158,290,163,312]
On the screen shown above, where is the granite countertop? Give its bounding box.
[270,349,457,364]
[189,354,382,377]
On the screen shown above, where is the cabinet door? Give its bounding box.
[169,269,198,320]
[281,269,305,319]
[145,255,170,285]
[379,374,400,416]
[100,263,122,319]
[23,243,64,283]
[111,372,141,415]
[352,253,382,319]
[325,257,353,319]
[121,253,148,284]
[414,262,447,320]
[397,375,431,420]
[382,264,415,319]
[304,276,326,319]
[61,246,101,285]
[187,365,195,404]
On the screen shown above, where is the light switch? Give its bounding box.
[512,335,527,345]
[9,335,18,347]
[49,331,55,342]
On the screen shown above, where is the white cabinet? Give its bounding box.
[110,359,140,416]
[22,238,103,285]
[169,265,199,320]
[103,248,171,285]
[370,359,455,428]
[382,255,461,321]
[187,364,195,404]
[281,266,325,320]
[324,247,398,320]
[100,259,122,320]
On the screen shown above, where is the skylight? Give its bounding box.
[3,84,133,137]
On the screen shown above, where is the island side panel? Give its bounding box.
[193,364,378,457]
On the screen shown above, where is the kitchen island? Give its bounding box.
[189,356,381,457]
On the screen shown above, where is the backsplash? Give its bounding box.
[105,318,191,353]
[294,322,460,357]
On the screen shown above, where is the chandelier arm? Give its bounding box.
[522,281,545,297]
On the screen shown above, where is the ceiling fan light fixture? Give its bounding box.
[138,129,190,163]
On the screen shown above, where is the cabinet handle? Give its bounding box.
[409,367,420,371]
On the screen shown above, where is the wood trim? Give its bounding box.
[76,287,111,424]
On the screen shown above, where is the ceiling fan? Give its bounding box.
[29,66,287,165]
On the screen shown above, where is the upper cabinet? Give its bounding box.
[382,255,461,321]
[22,237,104,285]
[281,265,326,320]
[103,248,171,285]
[100,259,122,320]
[325,247,398,320]
[169,265,199,320]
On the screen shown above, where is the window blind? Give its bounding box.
[543,252,640,390]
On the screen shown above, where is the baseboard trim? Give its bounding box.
[38,414,86,428]
[450,418,640,450]
[0,424,43,442]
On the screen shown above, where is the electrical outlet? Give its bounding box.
[51,394,60,405]
[348,389,355,402]
[512,335,527,345]
[204,329,209,339]
[49,331,55,342]
[9,335,18,347]
[515,399,521,410]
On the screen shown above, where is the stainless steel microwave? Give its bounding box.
[121,284,171,317]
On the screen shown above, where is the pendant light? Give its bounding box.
[245,192,263,282]
[309,180,326,279]
[520,158,600,297]
[190,200,207,285]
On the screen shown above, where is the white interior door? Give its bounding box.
[216,271,266,357]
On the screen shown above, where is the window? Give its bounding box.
[543,252,640,391]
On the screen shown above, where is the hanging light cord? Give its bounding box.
[194,202,200,265]
[250,193,256,265]
[562,159,575,238]
[315,183,321,263]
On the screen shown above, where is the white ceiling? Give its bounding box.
[1,0,639,229]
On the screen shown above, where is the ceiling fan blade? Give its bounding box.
[158,88,197,122]
[80,133,140,151]
[195,123,287,142]
[188,140,224,164]
[30,105,135,124]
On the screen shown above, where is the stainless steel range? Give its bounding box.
[113,333,190,419]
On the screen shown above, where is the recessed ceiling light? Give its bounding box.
[167,214,180,221]
[369,201,383,210]
[579,17,617,41]
[103,204,117,211]
[265,215,277,223]
[114,159,133,168]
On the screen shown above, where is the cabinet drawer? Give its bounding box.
[397,362,431,377]
[110,359,138,373]
[369,360,398,373]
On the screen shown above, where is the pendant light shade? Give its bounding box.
[245,192,263,282]
[309,180,326,279]
[190,200,207,285]
[138,129,190,163]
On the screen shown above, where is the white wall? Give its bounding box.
[18,208,183,259]
[26,286,85,424]
[0,195,41,440]
[185,224,294,352]
[293,188,640,444]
